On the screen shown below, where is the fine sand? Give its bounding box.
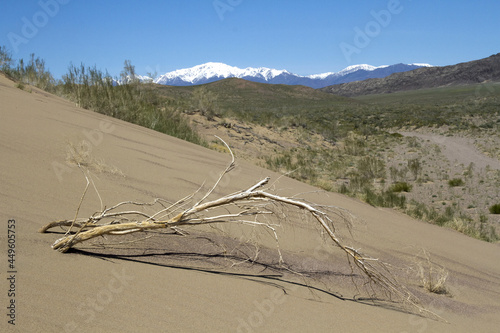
[1,73,499,332]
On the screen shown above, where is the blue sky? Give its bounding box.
[1,0,499,79]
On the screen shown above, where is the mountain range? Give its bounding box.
[321,53,500,97]
[147,62,432,89]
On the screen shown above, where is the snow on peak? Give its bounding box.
[410,63,433,67]
[152,62,432,87]
[155,62,290,84]
[242,66,290,80]
[337,64,385,75]
[307,72,336,80]
[157,62,239,83]
[307,64,387,79]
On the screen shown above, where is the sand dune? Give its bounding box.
[1,73,499,332]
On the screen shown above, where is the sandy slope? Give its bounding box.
[1,74,499,333]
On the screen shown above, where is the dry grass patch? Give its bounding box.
[66,140,124,176]
[414,250,450,295]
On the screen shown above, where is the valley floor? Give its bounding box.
[189,112,500,241]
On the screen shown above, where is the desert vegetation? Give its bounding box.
[180,78,500,242]
[0,46,203,146]
[490,204,500,214]
[413,250,450,295]
[0,46,55,92]
[59,62,203,145]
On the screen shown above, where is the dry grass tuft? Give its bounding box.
[66,140,124,176]
[415,249,450,295]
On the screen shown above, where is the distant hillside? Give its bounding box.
[156,77,357,114]
[321,53,500,97]
[155,77,360,139]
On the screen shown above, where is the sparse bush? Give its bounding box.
[489,204,500,214]
[192,86,218,120]
[415,250,450,295]
[263,148,320,183]
[407,137,421,148]
[0,45,13,73]
[389,166,408,182]
[463,162,475,178]
[339,183,349,194]
[357,156,386,180]
[408,158,422,180]
[448,178,465,187]
[343,132,366,156]
[61,62,204,146]
[13,53,55,91]
[390,182,412,193]
[364,188,406,209]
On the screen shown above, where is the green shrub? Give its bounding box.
[0,45,13,73]
[60,62,204,146]
[390,182,412,193]
[13,53,55,91]
[364,188,406,209]
[343,132,366,156]
[489,204,500,214]
[356,156,386,180]
[339,183,349,194]
[448,178,465,187]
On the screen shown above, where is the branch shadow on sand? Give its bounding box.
[51,229,425,318]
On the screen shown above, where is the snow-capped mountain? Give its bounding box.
[150,62,433,89]
[154,62,294,86]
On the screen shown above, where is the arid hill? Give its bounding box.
[321,53,500,97]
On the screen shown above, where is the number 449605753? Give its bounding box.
[7,219,16,270]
